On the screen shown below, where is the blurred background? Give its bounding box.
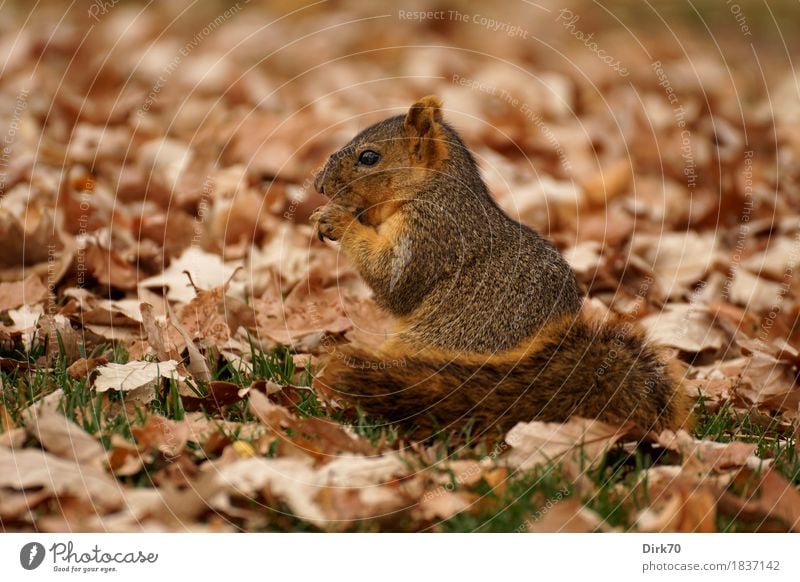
[1,0,800,320]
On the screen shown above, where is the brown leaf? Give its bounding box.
[527,499,606,532]
[179,286,231,346]
[106,435,145,477]
[140,302,182,362]
[182,381,243,412]
[581,159,631,206]
[0,275,48,312]
[642,303,729,353]
[735,339,799,405]
[0,447,122,510]
[247,390,375,458]
[720,469,800,532]
[657,430,765,472]
[66,356,108,379]
[417,490,472,520]
[630,232,719,300]
[505,417,633,471]
[139,247,241,303]
[206,453,409,528]
[636,476,719,532]
[24,407,107,468]
[132,415,190,458]
[85,243,139,290]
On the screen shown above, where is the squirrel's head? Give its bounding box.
[314,95,451,213]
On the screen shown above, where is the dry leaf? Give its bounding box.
[24,407,106,468]
[0,275,48,312]
[636,476,718,532]
[505,417,633,471]
[630,232,719,300]
[527,499,606,532]
[642,303,728,353]
[93,360,184,392]
[132,415,190,458]
[0,447,122,510]
[139,247,242,303]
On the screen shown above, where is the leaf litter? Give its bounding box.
[0,0,799,532]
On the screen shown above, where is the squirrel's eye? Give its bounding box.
[358,150,380,166]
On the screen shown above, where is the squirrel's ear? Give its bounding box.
[404,95,445,163]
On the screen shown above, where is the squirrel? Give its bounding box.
[310,95,693,440]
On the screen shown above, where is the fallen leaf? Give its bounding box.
[85,243,138,290]
[0,447,122,510]
[139,247,242,303]
[719,469,800,532]
[132,415,190,458]
[635,476,718,532]
[642,303,728,353]
[505,417,633,471]
[93,360,184,393]
[417,490,472,520]
[581,159,631,206]
[527,498,606,532]
[66,356,109,379]
[0,275,48,312]
[207,452,409,528]
[23,407,106,468]
[630,232,719,300]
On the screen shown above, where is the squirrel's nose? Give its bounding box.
[314,169,326,195]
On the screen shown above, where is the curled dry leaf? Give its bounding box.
[166,301,212,383]
[139,247,242,303]
[657,430,766,472]
[247,390,375,457]
[178,286,231,346]
[735,339,799,406]
[140,302,182,362]
[66,356,108,379]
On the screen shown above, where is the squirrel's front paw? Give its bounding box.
[311,204,354,242]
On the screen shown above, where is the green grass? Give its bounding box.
[695,398,799,486]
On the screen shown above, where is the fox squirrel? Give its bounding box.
[311,95,692,439]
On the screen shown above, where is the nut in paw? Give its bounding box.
[311,204,354,242]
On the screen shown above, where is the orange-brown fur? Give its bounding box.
[319,314,693,440]
[311,96,693,439]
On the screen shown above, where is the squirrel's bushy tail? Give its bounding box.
[316,315,693,439]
